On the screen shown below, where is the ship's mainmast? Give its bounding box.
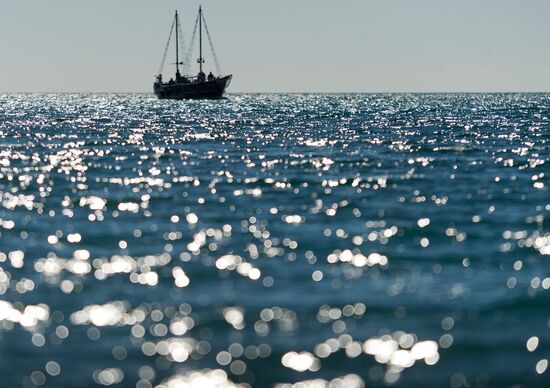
[175,11,180,76]
[198,6,204,73]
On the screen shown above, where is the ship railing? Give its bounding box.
[183,76,201,83]
[159,75,222,86]
[181,75,222,83]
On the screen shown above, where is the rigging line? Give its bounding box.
[176,14,188,69]
[201,13,223,76]
[183,13,200,75]
[158,16,176,76]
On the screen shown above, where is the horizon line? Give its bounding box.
[2,91,550,95]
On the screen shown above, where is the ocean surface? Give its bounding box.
[0,93,548,387]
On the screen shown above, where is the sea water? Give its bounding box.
[0,93,548,387]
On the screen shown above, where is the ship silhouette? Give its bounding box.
[154,7,232,100]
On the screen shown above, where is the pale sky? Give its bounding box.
[1,0,549,93]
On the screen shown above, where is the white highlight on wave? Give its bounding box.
[156,369,243,388]
[0,300,49,328]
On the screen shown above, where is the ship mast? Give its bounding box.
[198,6,204,73]
[175,11,180,75]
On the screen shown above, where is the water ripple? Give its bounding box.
[0,93,548,387]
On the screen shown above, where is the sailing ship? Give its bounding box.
[154,7,232,100]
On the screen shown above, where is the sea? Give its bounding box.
[0,93,548,387]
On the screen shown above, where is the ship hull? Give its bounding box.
[154,75,232,100]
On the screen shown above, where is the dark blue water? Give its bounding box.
[0,93,549,387]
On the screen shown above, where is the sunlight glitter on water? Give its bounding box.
[0,93,548,387]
